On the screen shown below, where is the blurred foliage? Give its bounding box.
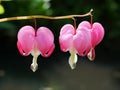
[0,4,5,14]
[2,0,52,16]
[0,0,52,37]
[0,22,16,36]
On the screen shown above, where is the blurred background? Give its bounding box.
[0,0,120,90]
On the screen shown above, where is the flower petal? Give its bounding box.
[60,24,75,35]
[79,21,104,47]
[30,55,38,72]
[41,44,55,57]
[78,21,104,47]
[92,22,104,47]
[73,27,91,56]
[69,53,77,69]
[59,24,75,52]
[36,27,55,57]
[17,26,35,56]
[87,48,95,61]
[78,21,91,29]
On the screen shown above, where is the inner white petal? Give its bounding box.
[69,52,78,69]
[30,42,40,72]
[31,56,38,72]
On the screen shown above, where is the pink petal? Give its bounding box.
[41,44,55,57]
[59,24,75,52]
[17,26,35,56]
[36,27,55,57]
[78,21,91,29]
[73,27,91,56]
[60,24,75,35]
[78,21,104,47]
[92,23,104,47]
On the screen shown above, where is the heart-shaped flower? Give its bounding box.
[79,21,104,60]
[17,26,55,72]
[59,23,91,69]
[59,21,104,69]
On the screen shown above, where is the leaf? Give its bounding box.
[0,4,5,14]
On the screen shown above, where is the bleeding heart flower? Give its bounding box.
[59,23,91,69]
[17,26,55,72]
[79,21,104,61]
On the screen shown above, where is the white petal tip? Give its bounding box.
[89,58,94,61]
[87,48,95,61]
[30,63,38,72]
[87,55,94,61]
[69,53,77,70]
[70,63,76,70]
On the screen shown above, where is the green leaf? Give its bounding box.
[0,4,5,14]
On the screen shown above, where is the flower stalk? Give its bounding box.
[0,9,93,22]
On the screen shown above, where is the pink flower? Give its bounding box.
[59,23,91,69]
[59,21,104,69]
[79,21,104,61]
[17,26,55,72]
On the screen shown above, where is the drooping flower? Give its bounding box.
[59,21,104,69]
[79,21,104,61]
[17,26,55,72]
[59,23,91,69]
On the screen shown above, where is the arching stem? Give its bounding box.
[0,9,93,22]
